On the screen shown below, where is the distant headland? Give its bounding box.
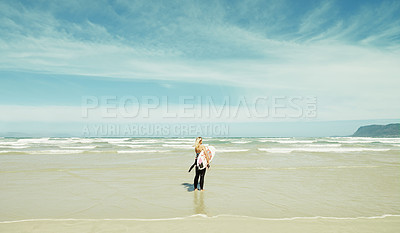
[353,123,400,137]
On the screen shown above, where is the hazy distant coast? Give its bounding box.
[353,123,400,137]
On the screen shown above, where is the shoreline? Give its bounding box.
[1,215,400,233]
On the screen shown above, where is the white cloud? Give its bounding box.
[298,0,334,35]
[1,0,399,121]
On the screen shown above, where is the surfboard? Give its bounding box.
[196,146,216,170]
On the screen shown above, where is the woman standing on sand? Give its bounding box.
[193,137,210,191]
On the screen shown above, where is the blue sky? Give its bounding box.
[0,0,399,136]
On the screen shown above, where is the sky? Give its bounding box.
[0,0,399,137]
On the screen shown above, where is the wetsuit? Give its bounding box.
[193,152,206,190]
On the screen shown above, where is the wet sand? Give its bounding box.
[1,137,399,232]
[1,215,399,233]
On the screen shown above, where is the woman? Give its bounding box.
[193,137,210,191]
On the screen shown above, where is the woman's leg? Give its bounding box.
[194,167,200,190]
[199,169,206,190]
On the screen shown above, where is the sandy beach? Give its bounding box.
[1,137,400,232]
[1,215,399,233]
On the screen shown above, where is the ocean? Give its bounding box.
[1,137,399,232]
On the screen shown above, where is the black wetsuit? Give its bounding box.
[193,153,206,190]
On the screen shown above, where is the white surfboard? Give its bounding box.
[196,146,216,170]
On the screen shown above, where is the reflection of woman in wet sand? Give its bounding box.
[193,137,210,191]
[194,190,206,215]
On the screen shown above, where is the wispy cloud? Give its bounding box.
[0,0,399,122]
[298,0,335,36]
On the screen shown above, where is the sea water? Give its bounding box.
[1,137,399,232]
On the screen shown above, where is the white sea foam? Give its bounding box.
[164,138,194,141]
[0,151,12,154]
[324,137,400,144]
[218,149,249,152]
[86,150,113,153]
[106,141,134,144]
[0,145,29,149]
[329,140,380,144]
[163,139,194,143]
[257,138,292,142]
[231,141,251,144]
[1,214,398,224]
[217,139,231,142]
[383,141,400,144]
[117,150,170,154]
[71,138,96,144]
[17,138,50,144]
[0,142,28,146]
[117,145,148,148]
[162,141,193,144]
[258,147,391,153]
[258,139,315,144]
[16,138,75,145]
[0,150,84,155]
[28,150,86,154]
[278,140,315,144]
[100,138,130,142]
[99,139,131,144]
[213,214,400,221]
[0,150,88,154]
[162,144,193,149]
[303,144,342,147]
[59,146,97,149]
[129,140,160,144]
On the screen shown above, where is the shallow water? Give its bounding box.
[1,137,400,231]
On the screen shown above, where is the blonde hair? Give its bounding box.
[194,137,202,150]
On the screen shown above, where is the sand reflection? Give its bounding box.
[194,191,207,215]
